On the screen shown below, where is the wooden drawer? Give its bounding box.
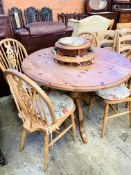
[0,19,8,25]
[119,12,131,23]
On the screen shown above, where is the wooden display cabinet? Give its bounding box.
[86,0,119,28]
[112,1,131,23]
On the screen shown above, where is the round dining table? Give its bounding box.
[22,47,131,143]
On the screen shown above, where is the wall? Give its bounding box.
[3,0,86,20]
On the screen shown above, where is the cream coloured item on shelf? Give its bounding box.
[117,23,131,29]
[68,15,112,40]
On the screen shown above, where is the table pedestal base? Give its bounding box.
[70,92,88,143]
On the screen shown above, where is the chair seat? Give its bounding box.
[96,84,131,101]
[33,90,74,125]
[46,91,74,123]
[20,90,75,131]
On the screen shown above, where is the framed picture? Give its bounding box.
[87,0,111,13]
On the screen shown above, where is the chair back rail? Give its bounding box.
[0,38,28,72]
[40,7,53,21]
[78,32,99,47]
[8,7,25,34]
[100,30,117,51]
[4,69,57,128]
[117,29,131,61]
[24,7,39,24]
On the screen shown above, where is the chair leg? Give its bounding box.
[44,132,49,172]
[19,128,27,152]
[101,103,109,138]
[116,104,119,111]
[71,113,76,142]
[126,102,129,109]
[129,102,131,128]
[84,93,94,112]
[88,97,94,112]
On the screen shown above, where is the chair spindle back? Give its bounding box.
[117,28,131,61]
[0,38,28,72]
[4,69,57,128]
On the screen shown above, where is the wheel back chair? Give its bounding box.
[4,69,76,171]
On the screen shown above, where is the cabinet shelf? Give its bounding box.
[113,1,131,4]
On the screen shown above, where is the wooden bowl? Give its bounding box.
[55,40,92,57]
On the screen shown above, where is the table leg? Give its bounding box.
[70,92,88,144]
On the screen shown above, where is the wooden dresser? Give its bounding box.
[0,15,11,97]
[112,1,131,23]
[119,10,131,23]
[0,0,12,38]
[0,14,11,38]
[0,1,11,97]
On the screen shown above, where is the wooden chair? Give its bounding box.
[100,30,117,51]
[116,28,131,61]
[97,29,131,137]
[85,29,131,137]
[40,7,53,21]
[8,7,25,35]
[97,30,131,137]
[4,69,76,171]
[96,83,131,138]
[116,28,131,91]
[24,7,39,24]
[0,38,28,72]
[78,32,99,47]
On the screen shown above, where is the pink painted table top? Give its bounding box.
[22,47,131,92]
